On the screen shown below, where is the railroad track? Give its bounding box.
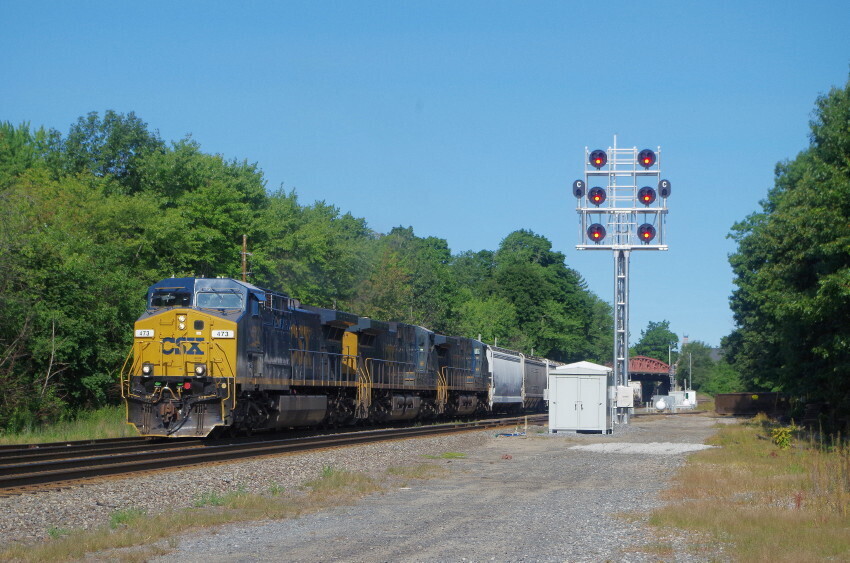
[0,436,148,454]
[0,415,545,495]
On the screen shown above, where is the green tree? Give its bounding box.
[63,110,165,193]
[350,227,459,332]
[677,341,714,390]
[451,250,496,294]
[631,320,678,365]
[701,359,744,396]
[487,230,611,362]
[0,121,62,187]
[254,189,372,307]
[453,291,523,346]
[727,75,850,416]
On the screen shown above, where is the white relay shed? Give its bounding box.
[547,361,612,433]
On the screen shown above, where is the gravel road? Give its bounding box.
[154,413,725,562]
[1,413,728,561]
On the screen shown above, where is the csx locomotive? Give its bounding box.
[122,277,558,437]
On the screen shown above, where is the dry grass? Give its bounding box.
[647,414,850,561]
[0,458,455,562]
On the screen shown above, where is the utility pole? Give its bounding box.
[241,234,251,282]
[573,137,672,425]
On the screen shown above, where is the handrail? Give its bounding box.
[290,349,360,386]
[356,358,372,418]
[437,367,448,413]
[119,344,135,399]
[363,357,417,388]
[442,366,477,388]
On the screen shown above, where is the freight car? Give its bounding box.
[122,277,558,437]
[487,346,558,414]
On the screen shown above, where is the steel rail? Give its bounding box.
[0,436,149,454]
[0,415,545,494]
[0,438,207,464]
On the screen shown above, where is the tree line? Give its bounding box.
[0,111,613,430]
[725,75,850,422]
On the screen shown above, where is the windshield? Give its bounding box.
[150,290,192,308]
[196,291,243,310]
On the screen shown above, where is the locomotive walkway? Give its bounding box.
[154,413,724,562]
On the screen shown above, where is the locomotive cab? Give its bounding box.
[124,278,256,437]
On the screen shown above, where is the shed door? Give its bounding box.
[552,376,580,430]
[578,376,604,430]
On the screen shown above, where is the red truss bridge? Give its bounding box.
[607,356,673,397]
[629,355,670,375]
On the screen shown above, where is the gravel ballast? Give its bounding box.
[2,413,727,561]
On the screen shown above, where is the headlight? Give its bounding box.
[178,315,186,322]
[194,364,206,376]
[142,364,153,376]
[178,323,186,330]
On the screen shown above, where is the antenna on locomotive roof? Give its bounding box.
[241,234,252,282]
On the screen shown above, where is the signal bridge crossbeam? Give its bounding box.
[574,145,670,251]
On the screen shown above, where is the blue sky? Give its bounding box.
[3,1,849,349]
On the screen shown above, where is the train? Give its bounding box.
[122,277,561,437]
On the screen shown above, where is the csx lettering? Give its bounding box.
[162,337,205,355]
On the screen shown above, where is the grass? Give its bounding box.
[645,413,850,561]
[0,406,134,444]
[0,459,448,562]
[422,451,467,459]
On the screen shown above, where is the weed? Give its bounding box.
[268,483,285,496]
[47,526,71,539]
[771,425,795,450]
[422,452,466,459]
[192,491,226,508]
[109,508,147,529]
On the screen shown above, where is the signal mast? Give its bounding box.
[572,137,671,424]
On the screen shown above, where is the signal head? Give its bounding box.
[658,179,672,198]
[588,186,606,206]
[637,186,656,206]
[587,223,606,243]
[589,150,607,169]
[572,179,586,198]
[638,149,656,168]
[637,224,656,243]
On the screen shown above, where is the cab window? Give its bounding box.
[150,290,192,308]
[196,292,243,309]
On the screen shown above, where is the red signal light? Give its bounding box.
[638,149,656,168]
[588,187,606,206]
[589,150,607,169]
[587,224,606,243]
[637,186,656,205]
[637,224,656,243]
